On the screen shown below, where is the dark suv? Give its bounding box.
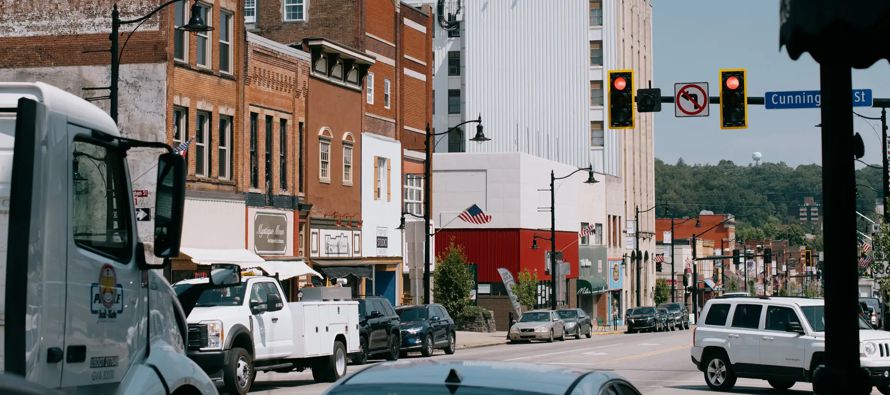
[658,302,689,330]
[396,304,457,357]
[353,296,401,365]
[626,306,658,333]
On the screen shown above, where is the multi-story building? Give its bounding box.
[249,0,433,305]
[799,196,821,224]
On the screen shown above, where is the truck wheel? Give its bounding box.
[312,341,347,383]
[223,347,254,395]
[703,352,736,391]
[876,384,890,395]
[444,332,456,355]
[351,337,368,365]
[385,333,400,361]
[421,334,434,357]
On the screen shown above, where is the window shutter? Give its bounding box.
[374,157,380,200]
[386,159,391,201]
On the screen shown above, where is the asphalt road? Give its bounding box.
[247,328,838,394]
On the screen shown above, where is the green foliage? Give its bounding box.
[871,224,890,302]
[725,275,740,292]
[511,270,538,310]
[433,242,474,320]
[747,280,756,295]
[654,279,670,305]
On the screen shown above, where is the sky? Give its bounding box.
[652,0,890,167]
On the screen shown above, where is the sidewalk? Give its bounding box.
[456,325,627,349]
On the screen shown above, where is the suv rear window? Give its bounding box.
[731,304,763,329]
[704,303,731,326]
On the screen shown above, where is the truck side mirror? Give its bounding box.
[250,300,268,314]
[153,153,186,258]
[210,264,241,287]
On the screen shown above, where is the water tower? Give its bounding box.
[752,152,762,166]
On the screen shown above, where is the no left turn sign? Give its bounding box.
[674,82,709,117]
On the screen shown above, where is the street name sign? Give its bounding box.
[674,82,710,117]
[765,89,873,109]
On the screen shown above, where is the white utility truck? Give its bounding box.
[174,272,359,395]
[0,82,222,394]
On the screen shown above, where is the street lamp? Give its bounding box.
[532,166,597,310]
[419,116,488,304]
[109,0,212,123]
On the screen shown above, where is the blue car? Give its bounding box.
[322,360,641,395]
[395,304,456,357]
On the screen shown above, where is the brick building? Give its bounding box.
[249,0,433,305]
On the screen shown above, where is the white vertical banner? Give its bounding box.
[663,231,672,244]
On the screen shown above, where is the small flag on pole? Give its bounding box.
[859,255,873,269]
[654,254,665,263]
[458,204,492,224]
[862,241,873,253]
[578,224,595,239]
[173,138,193,157]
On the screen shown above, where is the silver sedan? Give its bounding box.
[508,310,566,343]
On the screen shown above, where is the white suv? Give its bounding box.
[691,296,890,393]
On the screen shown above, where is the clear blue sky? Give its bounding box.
[653,0,890,167]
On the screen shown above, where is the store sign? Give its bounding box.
[376,236,388,248]
[311,228,362,258]
[254,213,288,255]
[608,260,623,289]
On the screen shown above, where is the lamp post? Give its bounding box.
[533,167,597,310]
[421,116,488,304]
[109,0,211,123]
[854,109,889,223]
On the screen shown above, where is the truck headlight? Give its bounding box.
[863,341,878,357]
[201,320,224,350]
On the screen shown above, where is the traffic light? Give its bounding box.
[637,88,661,113]
[719,69,747,129]
[805,249,812,267]
[764,248,772,264]
[732,249,740,267]
[608,70,634,129]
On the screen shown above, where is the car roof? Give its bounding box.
[337,360,620,393]
[707,296,823,307]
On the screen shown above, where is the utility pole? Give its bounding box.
[635,206,641,307]
[550,171,558,310]
[882,107,889,224]
[691,234,698,323]
[670,217,676,303]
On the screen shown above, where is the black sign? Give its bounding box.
[376,236,388,248]
[135,208,151,222]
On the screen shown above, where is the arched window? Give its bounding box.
[319,128,333,182]
[342,133,355,185]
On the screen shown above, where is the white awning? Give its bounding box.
[262,261,322,280]
[179,248,320,280]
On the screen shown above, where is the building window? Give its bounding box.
[590,81,603,106]
[589,0,603,26]
[284,0,305,21]
[447,15,460,37]
[195,111,210,176]
[384,79,391,109]
[245,0,256,23]
[343,136,354,185]
[173,106,188,146]
[174,1,188,61]
[594,223,603,245]
[374,157,390,201]
[218,115,232,179]
[279,119,287,190]
[298,121,304,192]
[448,51,460,76]
[448,89,460,114]
[265,115,273,191]
[580,222,590,245]
[590,41,603,66]
[219,11,233,73]
[404,175,424,216]
[250,113,259,188]
[319,130,332,183]
[366,72,374,104]
[590,121,604,147]
[195,3,211,68]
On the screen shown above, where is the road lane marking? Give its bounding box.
[504,342,624,361]
[638,343,659,346]
[584,351,609,356]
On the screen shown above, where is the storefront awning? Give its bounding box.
[320,266,373,279]
[180,248,320,280]
[263,261,322,280]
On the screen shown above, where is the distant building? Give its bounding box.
[799,196,821,224]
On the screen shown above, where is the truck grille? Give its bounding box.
[187,324,208,351]
[878,343,890,358]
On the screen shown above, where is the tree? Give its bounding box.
[870,224,890,303]
[433,242,474,320]
[654,279,670,305]
[512,270,538,311]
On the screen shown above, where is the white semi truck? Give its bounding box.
[0,82,220,394]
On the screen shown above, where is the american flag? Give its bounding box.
[859,255,873,269]
[862,242,873,253]
[173,138,193,157]
[458,204,492,224]
[654,254,665,263]
[578,224,594,239]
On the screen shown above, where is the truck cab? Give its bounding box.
[0,82,216,394]
[175,272,359,395]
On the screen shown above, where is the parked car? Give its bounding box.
[353,296,401,364]
[626,306,658,333]
[861,297,884,329]
[322,360,641,395]
[508,310,566,343]
[395,304,457,357]
[659,302,689,330]
[557,308,593,339]
[656,307,672,332]
[691,296,890,393]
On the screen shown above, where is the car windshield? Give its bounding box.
[397,307,427,322]
[173,283,246,307]
[557,310,578,319]
[662,304,681,312]
[632,307,656,316]
[520,312,551,322]
[801,306,826,332]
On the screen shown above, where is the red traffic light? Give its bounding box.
[613,76,627,91]
[725,76,740,90]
